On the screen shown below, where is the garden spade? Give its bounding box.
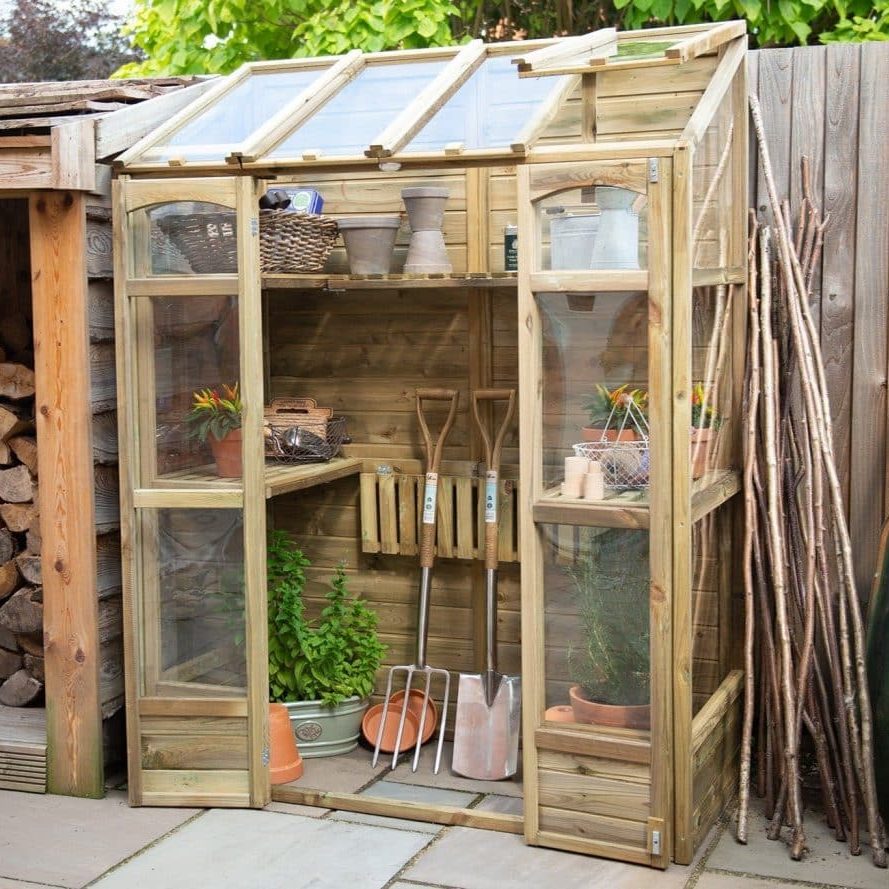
[452,389,521,780]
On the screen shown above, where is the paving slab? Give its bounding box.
[696,874,817,889]
[264,801,329,818]
[384,742,523,798]
[362,779,477,809]
[0,880,61,889]
[390,883,460,889]
[91,809,432,889]
[0,789,200,889]
[707,805,886,889]
[473,794,523,816]
[402,825,696,889]
[328,809,443,834]
[291,746,381,794]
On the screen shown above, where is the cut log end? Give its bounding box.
[0,668,42,706]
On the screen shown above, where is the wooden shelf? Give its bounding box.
[532,468,740,529]
[262,272,518,290]
[153,457,363,499]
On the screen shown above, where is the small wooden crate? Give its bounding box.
[359,463,519,562]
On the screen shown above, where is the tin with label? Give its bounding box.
[504,224,518,271]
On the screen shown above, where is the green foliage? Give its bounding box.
[267,531,386,706]
[566,528,650,706]
[118,0,460,77]
[185,384,243,444]
[821,1,889,41]
[583,384,649,428]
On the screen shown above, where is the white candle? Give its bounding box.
[561,476,584,498]
[583,462,605,500]
[565,455,589,478]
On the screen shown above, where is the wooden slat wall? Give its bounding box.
[749,43,889,599]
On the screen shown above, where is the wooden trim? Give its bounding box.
[132,489,243,509]
[272,785,524,833]
[30,191,103,798]
[536,830,653,867]
[236,176,270,808]
[691,670,744,753]
[0,141,53,188]
[237,52,363,163]
[665,21,747,63]
[138,698,249,717]
[513,29,617,74]
[680,37,747,149]
[127,276,239,297]
[51,119,96,190]
[122,177,237,213]
[692,266,745,287]
[671,144,695,865]
[535,725,651,764]
[511,75,581,154]
[528,142,677,163]
[690,470,741,523]
[529,271,649,292]
[366,40,486,158]
[532,499,649,529]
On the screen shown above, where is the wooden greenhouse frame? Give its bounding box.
[113,23,748,868]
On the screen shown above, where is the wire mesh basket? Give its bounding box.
[573,440,650,490]
[265,416,349,465]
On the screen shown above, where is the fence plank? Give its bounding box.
[754,48,794,221]
[820,44,860,509]
[746,51,760,209]
[851,43,889,599]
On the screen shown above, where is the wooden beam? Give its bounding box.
[513,29,617,74]
[510,75,580,154]
[366,41,486,158]
[236,51,363,163]
[30,191,103,798]
[51,119,96,191]
[666,21,747,64]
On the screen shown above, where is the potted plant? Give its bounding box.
[690,382,722,479]
[185,383,243,477]
[581,384,647,442]
[566,528,650,730]
[267,530,386,757]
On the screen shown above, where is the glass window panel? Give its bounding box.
[691,285,737,478]
[405,56,568,153]
[692,88,734,272]
[538,292,649,504]
[269,60,449,158]
[140,508,246,697]
[535,185,648,271]
[138,295,241,482]
[692,503,732,715]
[542,525,651,728]
[140,69,327,163]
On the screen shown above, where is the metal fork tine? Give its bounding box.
[372,665,401,767]
[433,667,451,775]
[411,671,434,772]
[391,666,415,769]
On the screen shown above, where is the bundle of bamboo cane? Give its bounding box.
[738,95,887,868]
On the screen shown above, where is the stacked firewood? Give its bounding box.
[738,96,886,867]
[0,355,42,707]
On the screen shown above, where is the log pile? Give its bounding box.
[0,354,42,708]
[738,96,887,867]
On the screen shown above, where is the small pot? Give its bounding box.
[269,702,303,784]
[361,702,420,753]
[569,685,650,730]
[337,216,401,275]
[581,426,637,443]
[208,428,242,477]
[401,186,449,232]
[544,704,576,723]
[690,426,713,479]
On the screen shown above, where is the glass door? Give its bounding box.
[114,176,268,806]
[517,157,673,866]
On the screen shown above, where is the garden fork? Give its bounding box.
[372,388,459,774]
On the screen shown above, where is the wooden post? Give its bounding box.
[29,190,102,798]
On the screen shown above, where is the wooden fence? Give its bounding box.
[748,42,889,599]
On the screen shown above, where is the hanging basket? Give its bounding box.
[265,416,349,465]
[156,210,338,274]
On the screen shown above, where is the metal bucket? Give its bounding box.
[284,696,369,758]
[550,213,600,270]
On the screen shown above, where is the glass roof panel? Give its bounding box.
[267,59,449,158]
[404,55,568,153]
[140,67,328,163]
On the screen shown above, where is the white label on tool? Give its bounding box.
[484,470,498,523]
[422,472,438,524]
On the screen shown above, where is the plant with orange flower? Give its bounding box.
[185,383,243,442]
[691,383,722,430]
[583,383,648,429]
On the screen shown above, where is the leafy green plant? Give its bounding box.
[583,383,648,428]
[267,530,386,706]
[185,383,242,443]
[691,382,722,430]
[821,1,889,41]
[566,528,650,706]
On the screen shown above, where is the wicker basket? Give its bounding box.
[266,416,349,465]
[156,210,338,274]
[264,397,332,452]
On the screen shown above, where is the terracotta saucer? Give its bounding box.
[390,688,438,743]
[361,702,420,753]
[544,704,576,723]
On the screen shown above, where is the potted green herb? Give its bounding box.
[267,530,385,757]
[185,383,243,477]
[581,384,647,442]
[690,382,722,479]
[566,528,650,729]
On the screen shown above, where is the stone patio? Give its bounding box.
[0,786,884,889]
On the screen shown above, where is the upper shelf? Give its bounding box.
[262,272,518,290]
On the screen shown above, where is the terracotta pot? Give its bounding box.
[361,701,420,753]
[690,426,713,480]
[337,216,401,274]
[208,428,242,477]
[544,704,576,723]
[269,702,303,784]
[402,187,451,274]
[569,685,650,730]
[285,696,368,758]
[401,186,449,231]
[390,688,438,743]
[581,426,637,443]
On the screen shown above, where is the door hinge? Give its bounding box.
[648,158,659,183]
[651,829,661,855]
